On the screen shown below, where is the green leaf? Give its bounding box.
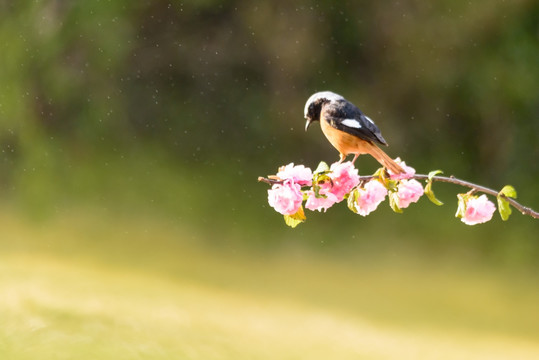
[455,193,468,219]
[424,181,444,206]
[388,191,402,213]
[428,169,443,181]
[313,185,326,199]
[499,185,517,199]
[497,196,512,221]
[374,167,398,191]
[314,161,330,174]
[283,206,306,228]
[424,170,444,206]
[312,173,332,198]
[372,167,386,178]
[386,179,399,192]
[373,167,395,190]
[347,188,359,214]
[496,185,516,221]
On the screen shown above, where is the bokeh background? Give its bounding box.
[1,1,538,359]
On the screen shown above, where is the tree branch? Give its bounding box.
[258,174,539,219]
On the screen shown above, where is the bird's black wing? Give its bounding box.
[323,100,388,146]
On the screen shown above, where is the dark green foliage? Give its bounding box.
[0,0,537,263]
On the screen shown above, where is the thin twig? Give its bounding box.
[257,177,283,185]
[258,174,539,219]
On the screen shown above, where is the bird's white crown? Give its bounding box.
[304,91,344,117]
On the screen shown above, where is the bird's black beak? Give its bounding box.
[305,118,312,132]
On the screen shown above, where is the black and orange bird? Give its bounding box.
[304,91,404,174]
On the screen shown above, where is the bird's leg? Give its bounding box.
[351,153,359,163]
[339,153,347,163]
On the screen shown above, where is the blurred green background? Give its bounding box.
[1,1,538,359]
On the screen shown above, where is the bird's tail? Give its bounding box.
[367,143,405,175]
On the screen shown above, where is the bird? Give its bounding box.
[304,91,405,174]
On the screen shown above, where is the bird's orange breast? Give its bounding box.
[320,118,371,155]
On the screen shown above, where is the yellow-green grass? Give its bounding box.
[1,208,539,359]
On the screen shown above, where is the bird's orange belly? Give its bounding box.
[320,119,370,155]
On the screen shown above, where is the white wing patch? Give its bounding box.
[363,115,375,125]
[341,119,362,129]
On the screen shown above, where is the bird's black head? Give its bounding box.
[304,91,344,131]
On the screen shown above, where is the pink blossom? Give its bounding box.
[328,161,360,201]
[389,158,415,180]
[277,163,313,186]
[305,191,339,212]
[305,182,339,212]
[267,180,303,215]
[396,179,424,208]
[461,195,496,225]
[354,180,388,216]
